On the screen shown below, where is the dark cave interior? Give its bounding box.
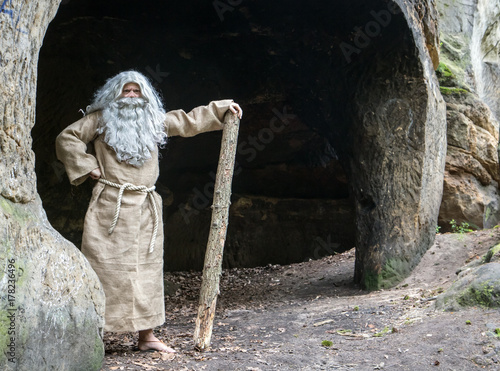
[33,0,412,271]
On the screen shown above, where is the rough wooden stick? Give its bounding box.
[193,112,240,351]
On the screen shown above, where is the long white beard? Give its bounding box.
[98,97,167,167]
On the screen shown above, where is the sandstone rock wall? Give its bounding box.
[471,0,500,120]
[438,92,500,230]
[0,196,105,370]
[0,1,105,369]
[437,0,500,231]
[345,0,447,289]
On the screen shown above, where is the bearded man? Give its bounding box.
[56,70,242,353]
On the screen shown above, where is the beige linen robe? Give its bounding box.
[56,100,232,332]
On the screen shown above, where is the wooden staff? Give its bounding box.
[193,112,240,351]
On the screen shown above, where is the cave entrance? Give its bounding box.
[34,0,412,274]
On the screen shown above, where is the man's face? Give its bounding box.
[120,82,142,98]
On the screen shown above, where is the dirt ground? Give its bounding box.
[102,229,500,370]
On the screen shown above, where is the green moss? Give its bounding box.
[88,332,105,371]
[439,86,469,96]
[484,244,500,263]
[361,271,382,291]
[436,35,475,94]
[485,206,492,224]
[436,63,453,75]
[321,340,333,347]
[361,258,412,290]
[0,197,33,223]
[436,62,456,86]
[382,259,406,287]
[0,198,14,215]
[457,280,498,308]
[492,244,500,255]
[373,326,391,337]
[360,249,430,290]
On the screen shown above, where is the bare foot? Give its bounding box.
[138,329,176,353]
[138,339,176,353]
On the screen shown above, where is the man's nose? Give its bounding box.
[125,91,139,98]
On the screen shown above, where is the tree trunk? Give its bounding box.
[193,112,240,350]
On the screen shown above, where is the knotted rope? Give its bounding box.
[98,178,159,253]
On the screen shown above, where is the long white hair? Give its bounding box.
[87,71,168,167]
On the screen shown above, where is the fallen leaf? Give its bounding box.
[160,352,176,361]
[313,319,335,327]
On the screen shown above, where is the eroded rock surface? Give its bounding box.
[347,0,446,289]
[439,92,500,230]
[0,0,105,369]
[0,196,105,370]
[437,0,500,231]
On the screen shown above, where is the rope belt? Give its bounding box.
[98,178,159,253]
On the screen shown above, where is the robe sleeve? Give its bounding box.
[164,99,233,137]
[55,112,100,186]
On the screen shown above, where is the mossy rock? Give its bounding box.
[456,243,500,278]
[484,243,500,263]
[438,33,471,89]
[361,258,413,290]
[439,86,469,96]
[436,63,457,87]
[436,263,500,311]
